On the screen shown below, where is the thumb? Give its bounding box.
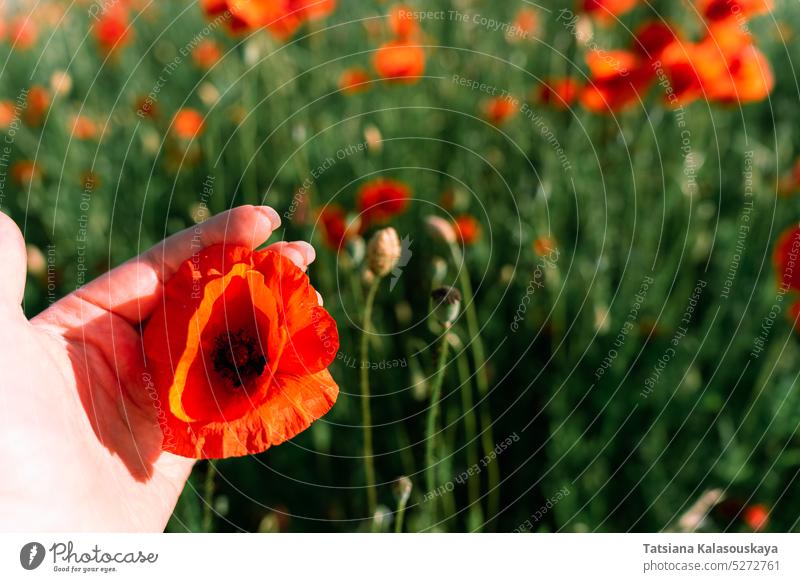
[0,211,27,306]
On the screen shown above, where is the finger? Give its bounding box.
[265,241,316,272]
[39,206,281,327]
[0,211,27,307]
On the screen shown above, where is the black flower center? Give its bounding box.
[211,328,267,388]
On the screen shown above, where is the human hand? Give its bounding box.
[0,206,317,532]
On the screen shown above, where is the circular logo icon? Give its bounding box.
[20,542,46,570]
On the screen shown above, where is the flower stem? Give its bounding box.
[394,495,409,533]
[360,278,380,517]
[425,330,451,518]
[456,347,483,530]
[449,243,500,523]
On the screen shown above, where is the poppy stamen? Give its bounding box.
[211,328,267,388]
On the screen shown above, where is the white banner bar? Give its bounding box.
[1,534,797,581]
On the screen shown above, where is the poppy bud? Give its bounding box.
[425,215,457,244]
[393,476,413,504]
[430,257,448,286]
[364,124,383,153]
[366,227,402,277]
[431,286,462,326]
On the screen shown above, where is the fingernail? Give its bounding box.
[259,206,281,230]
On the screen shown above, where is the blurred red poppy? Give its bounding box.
[143,244,340,459]
[357,178,411,226]
[773,226,800,291]
[483,97,518,125]
[582,0,638,22]
[339,68,371,94]
[537,78,581,109]
[580,50,654,113]
[23,86,50,127]
[93,6,134,54]
[698,0,772,23]
[71,115,101,140]
[742,503,769,531]
[389,4,419,40]
[8,17,37,50]
[374,41,425,82]
[319,204,359,250]
[172,108,205,139]
[192,39,222,69]
[11,160,41,186]
[454,215,481,245]
[0,101,16,130]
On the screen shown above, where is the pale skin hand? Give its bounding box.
[0,205,317,532]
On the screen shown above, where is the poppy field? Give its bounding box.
[3,0,800,533]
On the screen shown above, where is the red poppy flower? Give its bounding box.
[0,101,16,129]
[698,0,772,23]
[534,236,558,257]
[581,0,638,22]
[633,21,682,61]
[303,0,337,21]
[23,85,50,127]
[742,504,769,531]
[482,97,518,125]
[580,50,654,113]
[93,6,133,54]
[319,204,359,250]
[374,40,425,82]
[8,17,38,50]
[172,108,205,139]
[510,8,539,41]
[10,160,41,186]
[537,78,581,109]
[143,244,340,459]
[773,226,800,291]
[201,0,249,33]
[71,115,100,140]
[339,68,371,94]
[389,4,419,40]
[192,39,222,69]
[357,178,411,226]
[454,215,481,245]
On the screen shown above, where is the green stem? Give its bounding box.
[202,461,216,532]
[425,330,451,518]
[450,243,500,523]
[456,348,483,530]
[395,495,409,533]
[360,278,380,517]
